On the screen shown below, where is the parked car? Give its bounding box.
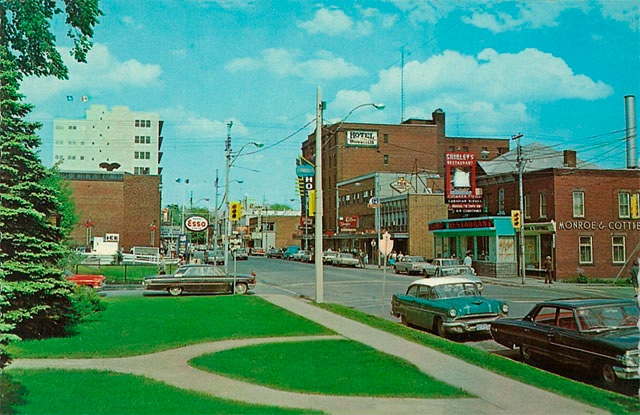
[266,248,283,258]
[433,265,483,291]
[391,276,509,338]
[322,250,338,264]
[332,252,360,267]
[232,248,249,260]
[249,248,265,256]
[290,249,307,261]
[65,270,106,289]
[394,255,430,275]
[420,258,461,276]
[283,246,301,260]
[205,249,225,265]
[296,250,314,262]
[490,298,639,389]
[142,264,256,296]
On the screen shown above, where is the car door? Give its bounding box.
[397,285,420,326]
[551,307,583,366]
[523,306,559,360]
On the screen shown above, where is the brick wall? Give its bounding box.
[407,194,447,257]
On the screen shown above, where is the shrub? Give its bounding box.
[69,286,106,327]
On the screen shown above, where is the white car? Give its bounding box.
[332,252,360,267]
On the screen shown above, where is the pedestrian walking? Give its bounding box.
[543,256,553,285]
[463,251,473,267]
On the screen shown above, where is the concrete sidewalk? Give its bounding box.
[10,294,607,415]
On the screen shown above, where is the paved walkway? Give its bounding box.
[10,294,606,415]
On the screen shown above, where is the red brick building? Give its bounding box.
[61,172,161,251]
[478,145,640,279]
[301,109,510,239]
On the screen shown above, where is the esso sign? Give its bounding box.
[185,216,209,232]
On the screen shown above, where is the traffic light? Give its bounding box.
[229,201,242,221]
[511,210,522,229]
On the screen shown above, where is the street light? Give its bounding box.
[313,88,385,303]
[223,121,263,279]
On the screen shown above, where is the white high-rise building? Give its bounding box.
[53,105,163,175]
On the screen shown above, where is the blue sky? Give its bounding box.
[23,0,639,208]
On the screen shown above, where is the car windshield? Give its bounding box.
[431,282,479,299]
[406,256,425,262]
[439,267,473,277]
[577,304,639,330]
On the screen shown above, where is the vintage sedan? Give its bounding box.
[421,258,462,276]
[490,298,639,389]
[142,264,256,296]
[391,276,509,338]
[232,248,249,261]
[332,252,360,267]
[394,256,430,275]
[65,270,106,289]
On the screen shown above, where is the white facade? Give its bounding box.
[53,105,162,175]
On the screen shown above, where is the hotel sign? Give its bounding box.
[346,130,378,147]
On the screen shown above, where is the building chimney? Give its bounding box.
[625,95,637,169]
[563,150,577,168]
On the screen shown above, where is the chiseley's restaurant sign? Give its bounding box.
[558,220,640,231]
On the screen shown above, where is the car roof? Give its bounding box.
[409,276,480,287]
[535,298,638,308]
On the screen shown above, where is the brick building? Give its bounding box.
[61,172,161,251]
[301,109,510,245]
[477,144,640,279]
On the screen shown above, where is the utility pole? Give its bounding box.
[314,86,324,303]
[513,133,526,284]
[213,169,219,249]
[224,121,232,275]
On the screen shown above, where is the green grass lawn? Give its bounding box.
[191,339,469,398]
[318,303,640,415]
[8,296,334,358]
[4,369,321,415]
[75,264,171,284]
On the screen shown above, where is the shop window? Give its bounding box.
[539,192,547,218]
[618,193,630,218]
[612,236,625,264]
[579,236,592,264]
[477,236,489,260]
[573,191,585,218]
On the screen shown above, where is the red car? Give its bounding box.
[65,270,106,289]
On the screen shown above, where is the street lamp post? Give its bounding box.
[513,133,527,284]
[313,87,385,303]
[223,121,263,285]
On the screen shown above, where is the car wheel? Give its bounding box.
[520,345,535,365]
[434,317,448,338]
[234,282,248,295]
[598,362,618,388]
[168,286,183,296]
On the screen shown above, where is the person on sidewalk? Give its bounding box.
[543,256,553,285]
[358,249,366,268]
[463,251,473,267]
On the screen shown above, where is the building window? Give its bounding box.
[448,146,455,152]
[498,188,505,214]
[539,192,547,218]
[383,154,389,165]
[383,134,389,143]
[612,236,625,264]
[481,147,489,160]
[524,194,530,219]
[618,192,630,218]
[579,236,592,264]
[462,146,469,152]
[573,191,585,218]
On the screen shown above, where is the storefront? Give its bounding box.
[428,216,517,278]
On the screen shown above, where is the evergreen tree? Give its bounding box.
[0,1,102,368]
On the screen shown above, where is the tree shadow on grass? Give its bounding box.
[0,372,26,414]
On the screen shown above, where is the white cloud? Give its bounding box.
[22,43,162,103]
[363,47,612,133]
[225,48,366,81]
[298,6,395,37]
[598,0,639,31]
[461,2,580,33]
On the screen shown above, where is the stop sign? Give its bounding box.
[378,232,393,256]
